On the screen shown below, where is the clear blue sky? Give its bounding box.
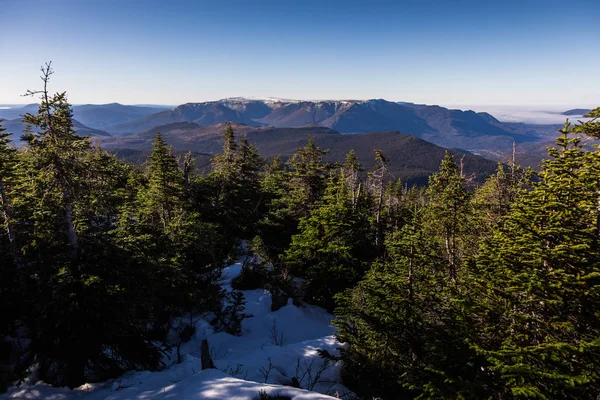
[1,0,598,106]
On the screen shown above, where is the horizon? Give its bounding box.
[0,97,589,126]
[1,0,599,106]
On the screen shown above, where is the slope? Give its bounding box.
[101,98,534,152]
[3,262,346,400]
[99,122,498,185]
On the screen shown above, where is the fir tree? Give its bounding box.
[473,124,600,398]
[424,152,470,282]
[285,136,330,218]
[285,158,375,310]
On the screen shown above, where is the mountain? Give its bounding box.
[1,118,111,145]
[71,103,171,129]
[0,103,171,130]
[99,122,498,185]
[102,98,535,152]
[105,99,273,135]
[0,104,40,120]
[561,108,591,116]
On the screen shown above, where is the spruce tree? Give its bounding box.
[0,120,21,391]
[0,120,18,260]
[473,124,600,398]
[12,64,166,387]
[334,207,486,399]
[285,136,330,218]
[209,126,264,244]
[285,155,374,310]
[424,152,470,282]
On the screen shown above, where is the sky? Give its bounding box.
[1,0,599,107]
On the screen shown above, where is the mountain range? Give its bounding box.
[98,98,538,152]
[1,99,585,180]
[0,103,170,134]
[98,121,498,186]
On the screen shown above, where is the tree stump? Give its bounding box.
[200,339,215,370]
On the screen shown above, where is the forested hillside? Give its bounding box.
[98,121,499,186]
[2,66,600,399]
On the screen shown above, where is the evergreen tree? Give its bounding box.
[11,65,167,387]
[574,107,600,138]
[471,160,531,245]
[285,136,330,218]
[424,152,470,282]
[335,209,486,399]
[473,124,600,398]
[285,155,375,310]
[256,138,330,270]
[0,120,21,391]
[209,125,264,243]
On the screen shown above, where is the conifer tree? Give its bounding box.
[285,155,374,310]
[0,120,21,391]
[0,120,18,259]
[21,63,88,264]
[210,126,264,243]
[370,149,389,247]
[574,107,600,138]
[285,136,330,217]
[470,160,531,245]
[11,64,167,387]
[473,124,600,398]
[335,207,486,399]
[424,152,470,282]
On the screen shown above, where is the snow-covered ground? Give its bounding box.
[2,263,351,400]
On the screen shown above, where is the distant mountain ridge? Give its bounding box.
[98,121,498,186]
[561,108,592,116]
[0,103,171,130]
[101,98,534,151]
[1,118,111,146]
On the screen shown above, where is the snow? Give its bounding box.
[2,261,350,400]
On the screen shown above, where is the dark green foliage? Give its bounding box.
[0,120,22,392]
[574,107,600,138]
[423,152,471,281]
[212,291,253,336]
[231,262,270,291]
[2,66,224,389]
[334,211,486,399]
[285,153,375,310]
[255,390,293,400]
[472,125,600,398]
[209,125,264,244]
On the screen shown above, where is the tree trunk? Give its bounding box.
[64,201,79,262]
[200,339,215,370]
[375,173,385,247]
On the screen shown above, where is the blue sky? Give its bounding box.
[1,0,598,106]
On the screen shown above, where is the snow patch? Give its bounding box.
[3,260,349,400]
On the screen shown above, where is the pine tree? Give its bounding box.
[0,120,18,259]
[20,63,89,264]
[470,160,531,247]
[0,120,21,391]
[285,136,330,217]
[473,124,600,398]
[145,132,185,231]
[334,207,486,399]
[369,149,389,248]
[11,65,168,387]
[285,157,374,310]
[424,152,470,282]
[209,126,264,243]
[574,107,600,138]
